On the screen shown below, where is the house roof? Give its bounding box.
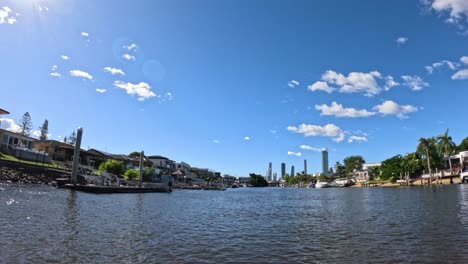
[87,148,114,158]
[0,108,9,115]
[147,155,170,160]
[0,128,37,141]
[112,154,132,161]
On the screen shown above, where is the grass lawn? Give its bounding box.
[0,153,65,169]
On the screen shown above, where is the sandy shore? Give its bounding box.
[352,176,461,188]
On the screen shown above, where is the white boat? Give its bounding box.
[315,181,330,188]
[333,178,353,187]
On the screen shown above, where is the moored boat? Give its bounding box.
[315,181,330,188]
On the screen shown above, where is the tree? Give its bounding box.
[400,152,423,178]
[368,166,381,180]
[68,131,77,145]
[334,161,346,177]
[128,151,140,158]
[343,155,365,176]
[437,129,456,173]
[417,137,436,183]
[19,112,33,137]
[98,160,125,176]
[328,167,334,175]
[124,168,139,180]
[458,137,468,152]
[63,136,68,143]
[380,154,403,180]
[249,173,268,187]
[39,119,49,141]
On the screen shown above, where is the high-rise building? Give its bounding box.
[291,165,295,178]
[269,162,272,181]
[304,159,307,176]
[273,172,277,181]
[322,149,329,175]
[281,163,286,179]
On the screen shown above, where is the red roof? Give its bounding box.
[0,108,9,115]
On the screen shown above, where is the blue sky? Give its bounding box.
[1,0,468,177]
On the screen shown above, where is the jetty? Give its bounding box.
[59,128,171,194]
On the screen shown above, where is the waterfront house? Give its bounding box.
[353,163,381,182]
[86,149,114,168]
[0,128,37,150]
[111,154,133,169]
[147,155,176,174]
[35,140,80,162]
[175,161,191,174]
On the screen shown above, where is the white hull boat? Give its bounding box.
[315,181,330,188]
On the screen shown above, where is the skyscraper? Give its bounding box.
[273,172,277,181]
[269,162,272,181]
[281,163,286,179]
[322,149,329,175]
[291,165,295,178]
[304,159,307,176]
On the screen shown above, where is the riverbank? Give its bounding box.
[0,159,67,185]
[350,176,461,188]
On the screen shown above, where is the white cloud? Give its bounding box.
[396,37,408,45]
[70,70,93,80]
[287,123,345,142]
[50,72,61,77]
[348,136,368,143]
[288,80,300,88]
[287,151,302,157]
[452,69,468,79]
[51,65,58,71]
[122,54,136,61]
[244,136,251,140]
[104,67,125,75]
[299,145,323,152]
[0,6,17,25]
[123,43,137,51]
[425,60,459,74]
[212,140,220,143]
[384,76,400,91]
[113,81,156,101]
[61,55,69,60]
[424,0,468,26]
[96,89,107,93]
[308,81,336,93]
[0,118,21,133]
[373,100,418,119]
[81,32,89,37]
[310,70,388,96]
[314,101,375,118]
[401,75,429,91]
[461,56,468,64]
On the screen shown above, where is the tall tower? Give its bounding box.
[281,163,286,179]
[304,159,307,176]
[273,172,277,181]
[269,162,272,181]
[322,149,329,175]
[291,165,295,178]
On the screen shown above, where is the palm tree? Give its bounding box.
[437,129,457,174]
[417,137,434,184]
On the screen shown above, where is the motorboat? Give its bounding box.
[333,178,353,187]
[315,181,330,188]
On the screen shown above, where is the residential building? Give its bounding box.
[0,128,37,150]
[86,148,114,168]
[322,149,329,176]
[147,155,176,174]
[354,163,381,182]
[175,161,191,174]
[35,140,83,162]
[222,174,236,185]
[281,163,285,178]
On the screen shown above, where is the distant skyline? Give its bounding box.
[1,0,468,176]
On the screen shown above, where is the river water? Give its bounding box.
[1,183,468,263]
